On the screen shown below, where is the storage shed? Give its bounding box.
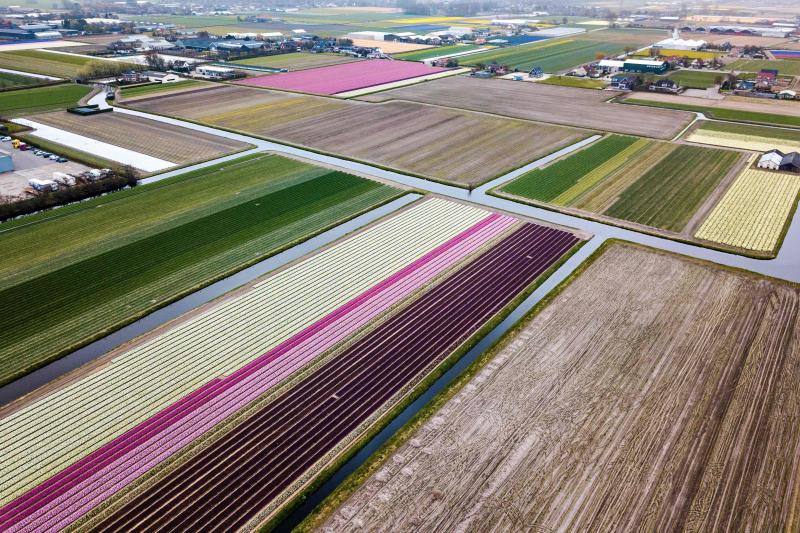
[623,59,668,74]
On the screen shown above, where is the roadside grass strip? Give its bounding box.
[501,135,639,203]
[604,144,741,232]
[87,223,578,532]
[0,157,399,387]
[0,199,494,507]
[686,122,800,153]
[695,161,800,252]
[0,208,519,531]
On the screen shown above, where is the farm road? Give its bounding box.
[90,91,800,282]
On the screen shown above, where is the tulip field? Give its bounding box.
[0,153,400,386]
[0,198,580,531]
[695,159,800,253]
[686,121,800,153]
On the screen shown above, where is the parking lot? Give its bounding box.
[0,142,90,198]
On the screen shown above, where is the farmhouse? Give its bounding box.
[610,74,640,90]
[650,78,681,93]
[623,59,668,74]
[757,150,800,172]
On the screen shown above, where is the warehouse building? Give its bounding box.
[623,59,668,74]
[0,150,13,173]
[654,29,706,51]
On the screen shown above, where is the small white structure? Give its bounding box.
[758,150,785,170]
[598,59,625,71]
[33,31,62,40]
[28,178,59,191]
[347,30,386,41]
[145,71,182,83]
[194,65,235,79]
[52,171,75,186]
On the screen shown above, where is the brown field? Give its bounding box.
[128,85,585,186]
[628,91,800,117]
[28,110,251,165]
[350,39,433,53]
[685,32,792,47]
[359,76,693,139]
[318,242,800,532]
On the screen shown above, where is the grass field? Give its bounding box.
[0,153,400,386]
[0,50,95,78]
[315,242,800,532]
[695,159,800,253]
[625,98,800,128]
[118,80,210,99]
[128,85,585,186]
[728,58,800,76]
[393,44,483,61]
[29,110,251,166]
[537,75,606,89]
[461,39,627,72]
[605,144,740,231]
[685,121,800,152]
[665,69,723,88]
[231,52,359,70]
[0,71,46,89]
[501,135,640,202]
[0,84,91,117]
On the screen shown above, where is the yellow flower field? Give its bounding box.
[687,130,800,153]
[695,160,800,252]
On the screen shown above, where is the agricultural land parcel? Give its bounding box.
[624,92,800,128]
[350,39,433,54]
[394,44,484,61]
[460,38,626,73]
[231,52,360,70]
[126,84,586,186]
[318,242,800,533]
[0,84,90,117]
[26,111,251,167]
[118,80,214,99]
[0,153,400,386]
[728,58,800,76]
[500,135,743,235]
[0,71,48,89]
[695,157,800,253]
[359,76,693,139]
[0,50,97,78]
[686,121,800,153]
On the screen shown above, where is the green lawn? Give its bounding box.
[665,70,724,89]
[501,135,638,201]
[461,39,627,73]
[0,153,400,385]
[0,50,96,78]
[120,80,207,98]
[697,121,800,141]
[0,71,45,89]
[538,75,606,89]
[625,98,800,129]
[728,58,800,76]
[0,84,91,117]
[605,144,740,231]
[394,44,484,61]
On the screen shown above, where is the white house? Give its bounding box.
[758,150,786,170]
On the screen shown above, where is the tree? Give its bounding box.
[197,30,210,39]
[144,51,166,71]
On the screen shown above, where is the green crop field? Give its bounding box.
[625,98,800,128]
[697,121,800,141]
[605,144,740,231]
[0,71,45,89]
[0,153,399,385]
[501,135,639,201]
[232,52,358,70]
[538,75,606,89]
[728,59,800,76]
[0,84,91,117]
[394,44,484,61]
[127,14,240,27]
[461,39,627,72]
[119,80,208,98]
[0,50,96,78]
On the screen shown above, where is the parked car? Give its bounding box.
[0,136,10,142]
[56,157,68,163]
[49,154,59,160]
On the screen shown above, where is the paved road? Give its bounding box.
[91,90,800,282]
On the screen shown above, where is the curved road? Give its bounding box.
[91,90,800,282]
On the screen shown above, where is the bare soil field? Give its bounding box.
[129,85,585,186]
[28,110,251,165]
[350,39,433,53]
[358,76,693,139]
[319,242,800,533]
[628,91,800,117]
[684,32,792,47]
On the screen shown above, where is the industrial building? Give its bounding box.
[623,59,668,74]
[0,150,13,174]
[194,65,236,79]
